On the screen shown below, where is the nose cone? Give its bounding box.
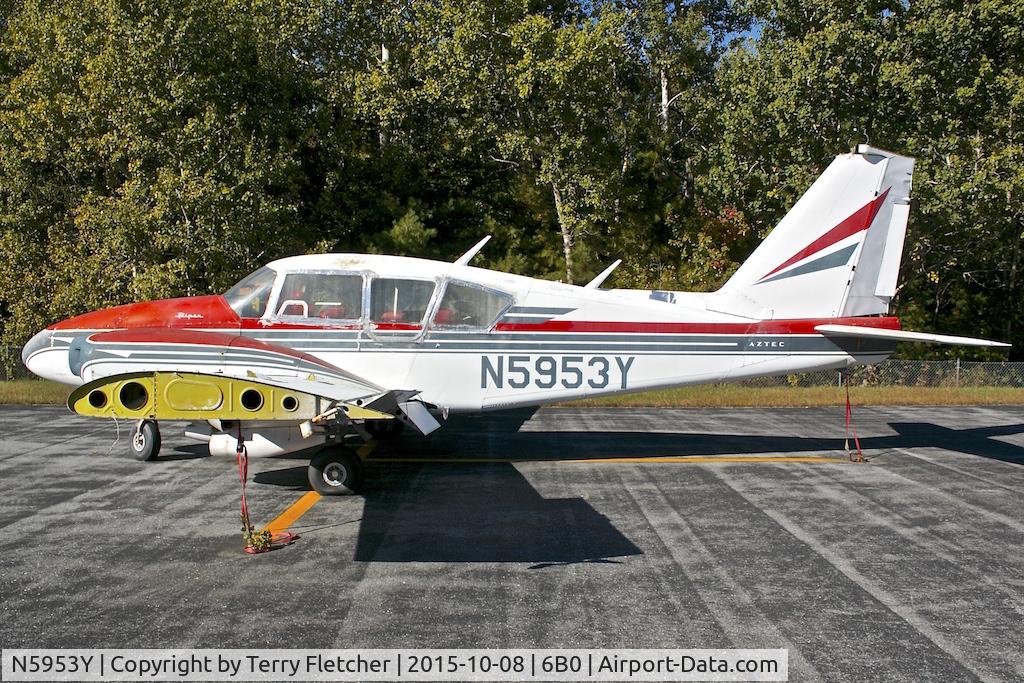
[22,328,80,385]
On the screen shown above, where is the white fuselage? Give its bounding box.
[217,254,893,412]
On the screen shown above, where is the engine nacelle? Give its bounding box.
[69,372,321,421]
[209,425,323,458]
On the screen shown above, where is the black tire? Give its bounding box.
[308,446,363,496]
[364,419,405,440]
[130,419,161,461]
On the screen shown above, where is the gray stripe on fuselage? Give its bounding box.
[241,330,894,355]
[505,306,576,315]
[287,338,893,354]
[63,326,894,364]
[498,316,557,324]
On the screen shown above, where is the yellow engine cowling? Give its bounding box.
[68,372,392,422]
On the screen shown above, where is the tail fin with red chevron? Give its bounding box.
[712,145,915,320]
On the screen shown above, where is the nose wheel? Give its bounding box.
[130,419,161,461]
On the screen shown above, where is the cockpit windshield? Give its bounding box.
[224,266,276,318]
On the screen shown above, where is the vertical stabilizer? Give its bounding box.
[710,145,915,319]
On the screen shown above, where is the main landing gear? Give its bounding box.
[307,445,363,496]
[130,419,161,461]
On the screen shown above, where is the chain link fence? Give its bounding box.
[3,345,1023,387]
[739,359,1024,388]
[2,346,30,381]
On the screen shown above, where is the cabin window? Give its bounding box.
[276,272,363,321]
[432,281,512,329]
[370,278,436,326]
[224,266,276,318]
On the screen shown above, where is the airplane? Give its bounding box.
[21,145,1009,495]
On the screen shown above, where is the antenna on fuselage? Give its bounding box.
[453,235,491,266]
[584,259,622,289]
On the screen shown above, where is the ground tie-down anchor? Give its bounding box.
[841,371,865,463]
[236,427,299,554]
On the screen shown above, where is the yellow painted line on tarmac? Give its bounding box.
[366,455,844,464]
[262,491,322,534]
[261,439,379,533]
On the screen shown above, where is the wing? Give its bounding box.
[66,328,408,424]
[69,328,382,400]
[815,324,1010,348]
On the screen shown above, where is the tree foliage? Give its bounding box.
[0,0,1020,359]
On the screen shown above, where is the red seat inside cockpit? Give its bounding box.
[318,306,346,319]
[379,311,406,323]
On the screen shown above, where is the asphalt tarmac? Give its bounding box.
[1,404,1023,681]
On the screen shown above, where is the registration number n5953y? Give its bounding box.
[480,355,634,390]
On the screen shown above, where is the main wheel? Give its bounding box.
[130,419,161,461]
[308,446,363,495]
[364,419,404,440]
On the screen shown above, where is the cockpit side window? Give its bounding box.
[224,266,276,319]
[369,278,436,326]
[432,281,513,329]
[276,272,363,321]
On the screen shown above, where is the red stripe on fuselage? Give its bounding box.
[760,188,890,281]
[494,317,901,335]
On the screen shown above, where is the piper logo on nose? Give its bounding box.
[175,312,203,320]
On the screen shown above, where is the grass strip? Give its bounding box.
[0,379,72,405]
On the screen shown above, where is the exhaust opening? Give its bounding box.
[87,390,107,409]
[119,382,148,411]
[240,388,264,411]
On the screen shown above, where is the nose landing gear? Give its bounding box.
[130,419,161,461]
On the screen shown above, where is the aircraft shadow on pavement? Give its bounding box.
[875,422,1024,466]
[250,415,1023,563]
[254,461,642,565]
[373,417,1024,466]
[167,443,212,461]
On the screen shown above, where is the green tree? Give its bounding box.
[701,0,1023,356]
[0,0,336,343]
[882,0,1024,356]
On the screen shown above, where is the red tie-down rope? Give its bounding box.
[236,425,299,554]
[844,375,864,462]
[236,424,255,538]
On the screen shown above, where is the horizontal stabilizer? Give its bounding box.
[816,324,1010,348]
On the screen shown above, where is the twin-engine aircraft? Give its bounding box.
[22,145,1008,494]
